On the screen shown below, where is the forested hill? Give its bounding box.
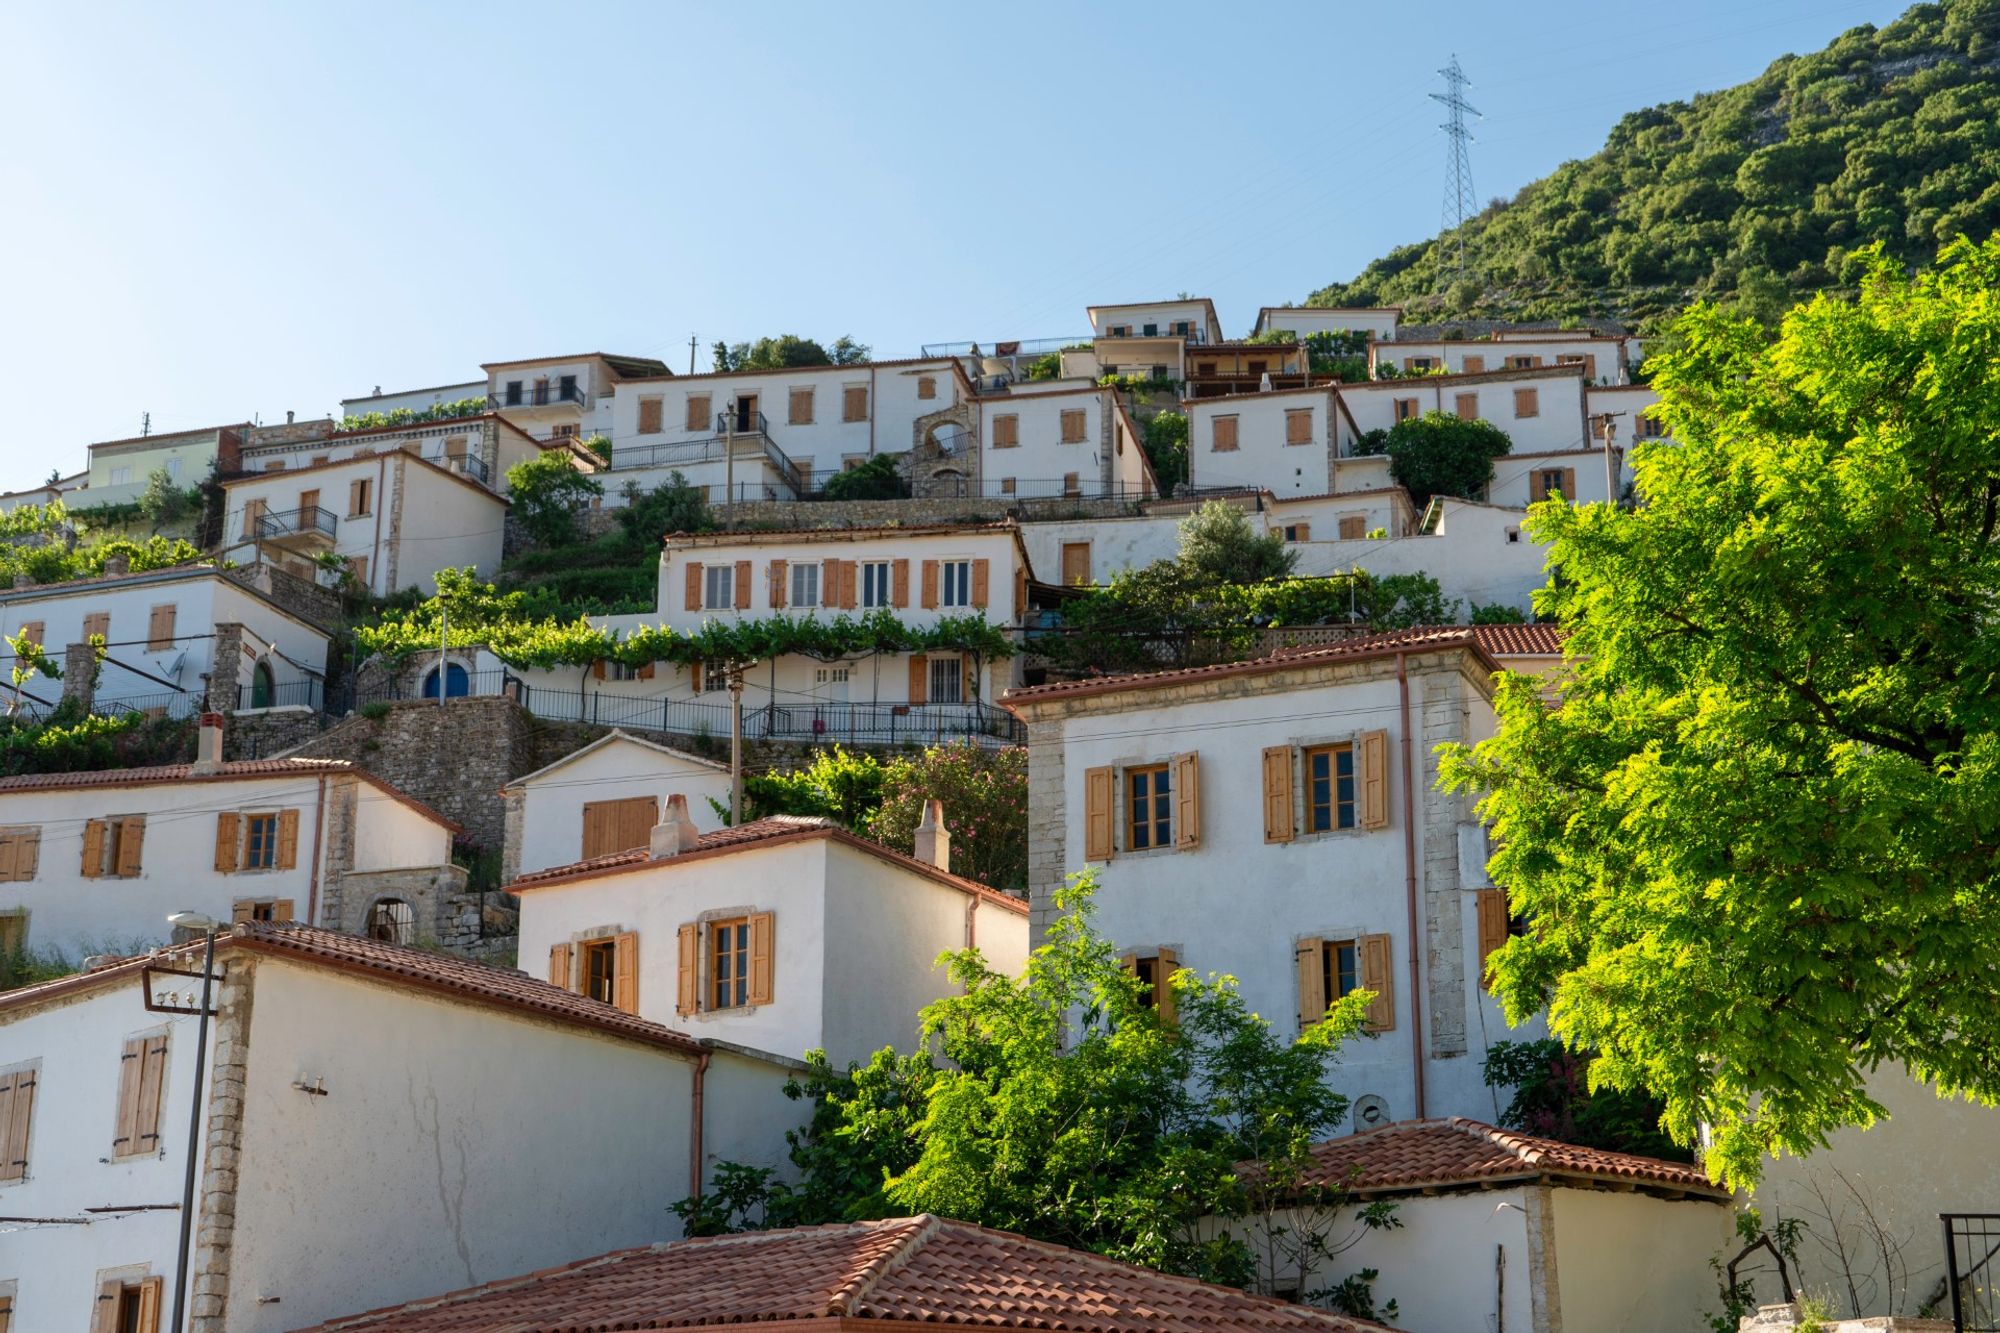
[1307,0,2000,333]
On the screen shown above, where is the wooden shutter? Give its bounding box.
[637,661,656,681]
[613,932,640,1014]
[689,662,703,693]
[1285,409,1312,445]
[769,559,787,608]
[1172,751,1200,849]
[276,809,299,870]
[1513,387,1539,418]
[1401,356,1417,371]
[1476,887,1509,990]
[920,560,939,609]
[1455,392,1479,421]
[114,817,145,878]
[1583,354,1597,379]
[548,942,572,989]
[918,376,936,400]
[11,830,35,882]
[273,899,294,921]
[840,559,859,610]
[1291,521,1312,541]
[907,654,928,705]
[1015,566,1027,609]
[135,1033,167,1153]
[1062,471,1080,496]
[993,414,1018,447]
[638,396,664,434]
[1359,729,1390,830]
[591,659,608,680]
[676,923,698,1015]
[136,1278,163,1333]
[682,561,702,611]
[1296,938,1326,1029]
[971,558,990,608]
[1262,746,1294,843]
[113,1037,145,1152]
[0,1064,35,1181]
[146,604,176,651]
[93,1279,123,1333]
[843,385,868,422]
[1213,415,1238,450]
[1561,467,1577,500]
[18,621,41,647]
[962,656,977,700]
[1338,516,1366,540]
[1155,947,1179,1027]
[892,558,910,608]
[788,387,814,424]
[733,560,752,609]
[748,911,775,1005]
[81,819,107,878]
[1083,765,1115,861]
[232,901,255,925]
[1061,409,1086,443]
[348,478,366,515]
[1359,933,1395,1031]
[214,812,240,872]
[1462,355,1485,374]
[686,393,711,431]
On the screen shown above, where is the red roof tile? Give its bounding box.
[0,758,462,832]
[1270,1118,1723,1199]
[1465,623,1566,656]
[293,1215,1396,1332]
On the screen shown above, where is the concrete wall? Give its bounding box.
[1186,388,1335,494]
[974,388,1112,498]
[1551,1187,1737,1333]
[1254,307,1401,340]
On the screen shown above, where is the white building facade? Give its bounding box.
[500,730,733,884]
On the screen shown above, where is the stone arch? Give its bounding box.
[366,897,416,944]
[907,401,979,500]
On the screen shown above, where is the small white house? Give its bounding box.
[1336,366,1593,459]
[234,412,550,492]
[968,384,1157,501]
[0,563,330,718]
[1251,304,1403,341]
[1184,386,1338,495]
[482,350,670,445]
[0,920,802,1333]
[0,715,459,959]
[513,800,1030,1066]
[1223,1117,1733,1332]
[1006,627,1544,1124]
[1369,331,1637,384]
[500,730,733,883]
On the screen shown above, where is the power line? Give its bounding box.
[1430,55,1481,292]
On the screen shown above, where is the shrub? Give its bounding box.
[867,742,1027,892]
[1142,411,1190,493]
[1382,411,1512,507]
[506,453,604,548]
[819,455,907,502]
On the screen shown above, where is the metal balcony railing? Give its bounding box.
[442,453,490,485]
[255,505,337,542]
[1946,1214,2000,1332]
[493,381,587,409]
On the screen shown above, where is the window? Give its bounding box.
[109,467,132,487]
[1172,320,1191,336]
[841,385,869,422]
[861,561,893,609]
[582,796,657,860]
[1530,468,1576,503]
[265,461,288,474]
[0,1060,38,1182]
[1211,415,1239,451]
[637,396,664,434]
[349,477,373,517]
[703,564,736,610]
[1338,516,1366,540]
[581,938,619,1004]
[244,813,280,871]
[1454,392,1479,422]
[928,655,963,705]
[685,393,712,432]
[1106,324,1131,337]
[1126,764,1172,850]
[1062,472,1081,497]
[1636,410,1664,439]
[1394,398,1420,423]
[1060,409,1087,444]
[709,918,751,1009]
[1404,356,1435,372]
[674,913,770,1015]
[1060,542,1091,586]
[0,911,22,956]
[559,374,578,402]
[505,380,524,406]
[82,611,110,642]
[1297,935,1393,1032]
[1513,387,1540,419]
[95,1276,164,1333]
[549,933,638,1013]
[1476,887,1517,990]
[1123,949,1179,1025]
[999,477,1016,495]
[917,375,937,400]
[0,828,39,883]
[1506,355,1541,370]
[231,899,294,924]
[790,561,821,609]
[1462,355,1486,374]
[145,604,176,652]
[1279,522,1309,542]
[81,817,144,879]
[939,559,972,608]
[786,386,814,425]
[991,414,1019,448]
[699,660,730,694]
[1285,409,1313,445]
[215,810,298,873]
[112,1032,169,1157]
[17,622,41,648]
[1305,743,1357,832]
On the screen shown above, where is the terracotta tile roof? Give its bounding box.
[1006,626,1495,706]
[508,816,1028,915]
[0,758,463,833]
[294,1214,1394,1332]
[1465,623,1567,656]
[1269,1118,1724,1200]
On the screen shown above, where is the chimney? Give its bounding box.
[102,553,129,577]
[914,799,951,873]
[286,409,295,424]
[192,712,225,775]
[650,793,701,858]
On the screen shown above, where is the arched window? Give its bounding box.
[422,663,469,699]
[250,661,275,710]
[367,898,415,945]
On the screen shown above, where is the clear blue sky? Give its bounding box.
[3,0,1910,493]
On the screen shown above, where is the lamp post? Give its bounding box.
[165,911,220,1333]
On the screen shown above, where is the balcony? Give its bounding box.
[492,380,588,411]
[440,453,490,485]
[255,504,338,551]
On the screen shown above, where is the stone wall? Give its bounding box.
[226,561,345,632]
[224,707,322,759]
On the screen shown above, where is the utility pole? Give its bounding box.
[1430,55,1481,291]
[728,664,745,824]
[438,604,449,706]
[688,335,697,375]
[1591,412,1622,504]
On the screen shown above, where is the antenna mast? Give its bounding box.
[1430,54,1481,290]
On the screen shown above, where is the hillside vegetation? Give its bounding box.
[1307,0,2000,332]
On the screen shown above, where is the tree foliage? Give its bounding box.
[818,454,908,501]
[504,452,603,547]
[1309,0,2000,331]
[1437,237,2000,1188]
[1176,501,1296,584]
[866,742,1027,892]
[730,746,887,828]
[0,504,206,591]
[1482,1040,1688,1163]
[713,335,870,371]
[337,396,486,433]
[1143,411,1190,493]
[1382,411,1513,508]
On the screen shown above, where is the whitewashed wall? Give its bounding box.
[1253,307,1401,340]
[978,389,1109,496]
[1339,375,1591,457]
[1550,1188,1736,1332]
[1287,499,1552,618]
[1373,335,1632,383]
[508,736,732,878]
[1185,389,1334,495]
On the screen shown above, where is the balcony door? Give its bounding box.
[298,489,320,516]
[734,393,759,432]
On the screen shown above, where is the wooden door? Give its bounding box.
[1061,542,1091,586]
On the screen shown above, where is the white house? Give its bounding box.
[81,423,246,507]
[1183,386,1338,495]
[0,919,801,1333]
[0,469,88,515]
[1251,305,1403,341]
[0,563,330,718]
[481,350,670,446]
[967,384,1157,501]
[1223,1117,1732,1332]
[0,715,461,960]
[500,730,733,884]
[513,800,1030,1066]
[1005,626,1544,1125]
[339,378,487,420]
[1369,330,1637,384]
[1335,365,1592,456]
[235,411,551,492]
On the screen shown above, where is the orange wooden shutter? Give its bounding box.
[1061,409,1086,443]
[1172,751,1200,848]
[1262,746,1294,843]
[93,1279,123,1333]
[676,923,698,1015]
[689,661,703,692]
[789,387,813,424]
[921,561,939,609]
[112,1036,145,1153]
[1292,521,1312,541]
[1285,409,1312,445]
[734,560,752,609]
[1213,416,1238,450]
[1455,392,1478,421]
[276,809,299,870]
[843,386,868,422]
[686,393,710,431]
[993,414,1018,447]
[1338,516,1365,540]
[918,376,936,400]
[18,621,41,647]
[748,911,775,1005]
[638,397,663,434]
[907,654,928,704]
[637,661,656,680]
[0,1064,35,1181]
[1083,766,1115,861]
[1476,887,1509,989]
[273,899,294,922]
[892,558,910,608]
[81,819,107,878]
[591,659,608,680]
[136,1277,163,1333]
[1462,355,1485,374]
[1359,933,1395,1031]
[1561,468,1577,500]
[1513,387,1539,418]
[1014,566,1028,610]
[971,558,990,608]
[147,604,176,650]
[1359,729,1390,830]
[769,559,787,608]
[131,1033,168,1153]
[1295,938,1326,1029]
[548,942,572,989]
[1154,946,1179,1027]
[613,931,640,1014]
[1583,354,1597,379]
[684,561,703,611]
[214,812,240,872]
[114,817,145,878]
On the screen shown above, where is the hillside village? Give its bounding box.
[0,266,1990,1333]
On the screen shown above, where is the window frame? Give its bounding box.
[938,558,973,609]
[241,812,281,873]
[927,655,964,706]
[1303,742,1358,834]
[578,938,618,1006]
[708,916,752,1011]
[1125,763,1173,852]
[702,564,736,611]
[861,560,893,609]
[790,560,822,609]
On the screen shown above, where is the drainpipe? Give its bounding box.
[367,453,387,594]
[964,895,977,951]
[305,775,328,925]
[688,1048,711,1200]
[867,364,877,458]
[1397,650,1427,1120]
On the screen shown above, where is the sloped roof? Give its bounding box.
[1465,623,1566,656]
[0,758,461,832]
[501,729,728,792]
[1271,1118,1723,1200]
[293,1214,1394,1332]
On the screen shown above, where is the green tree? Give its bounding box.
[867,742,1026,892]
[1176,500,1296,583]
[1354,572,1456,629]
[727,746,886,828]
[1143,411,1190,493]
[713,334,870,371]
[1482,1040,1688,1162]
[504,452,603,547]
[1382,411,1512,508]
[1437,237,2000,1188]
[818,454,907,501]
[4,628,59,715]
[138,468,195,530]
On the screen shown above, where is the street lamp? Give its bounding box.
[165,911,220,1333]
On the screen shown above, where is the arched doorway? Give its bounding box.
[249,660,275,709]
[367,898,415,945]
[422,663,469,699]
